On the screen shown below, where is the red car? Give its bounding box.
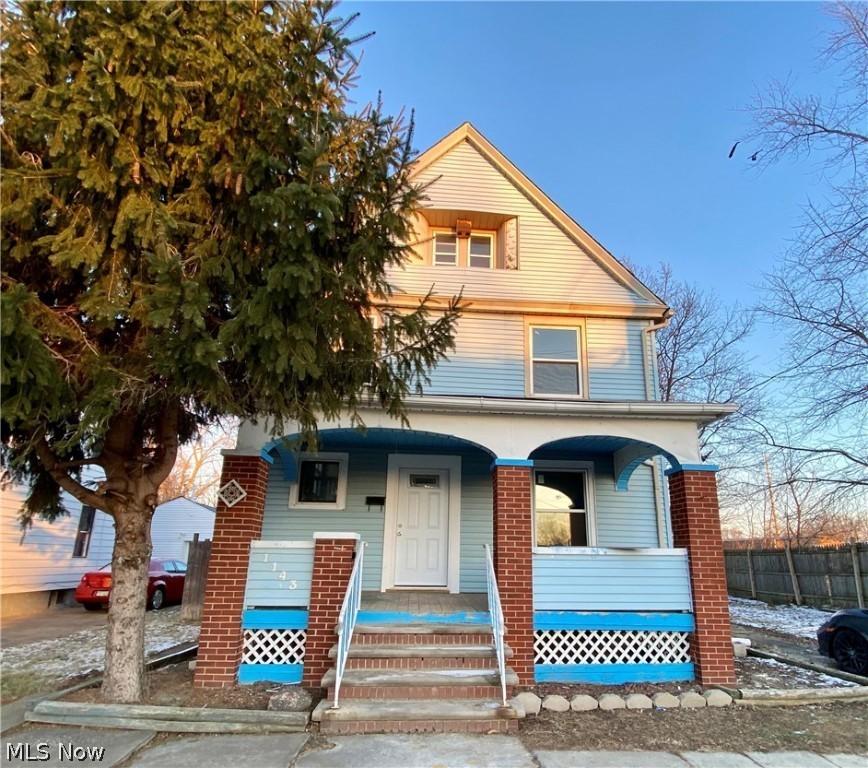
[74,559,187,611]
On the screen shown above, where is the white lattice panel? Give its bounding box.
[534,630,690,665]
[242,629,306,665]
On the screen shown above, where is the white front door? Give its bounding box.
[394,468,450,587]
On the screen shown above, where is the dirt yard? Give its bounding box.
[519,700,868,753]
[62,662,286,710]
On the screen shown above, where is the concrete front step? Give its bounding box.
[321,667,518,689]
[329,642,514,670]
[312,698,522,734]
[344,656,498,670]
[353,623,492,636]
[352,632,493,646]
[329,643,511,659]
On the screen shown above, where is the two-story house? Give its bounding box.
[193,124,737,734]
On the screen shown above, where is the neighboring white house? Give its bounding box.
[0,487,214,617]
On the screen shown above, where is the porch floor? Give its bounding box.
[360,590,488,615]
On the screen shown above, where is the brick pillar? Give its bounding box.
[667,468,736,686]
[492,462,535,683]
[194,454,269,688]
[303,534,359,687]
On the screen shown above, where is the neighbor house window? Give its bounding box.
[289,452,349,509]
[72,505,96,558]
[433,233,458,265]
[530,326,583,396]
[468,234,493,268]
[534,468,593,548]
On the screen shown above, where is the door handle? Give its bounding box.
[397,531,402,536]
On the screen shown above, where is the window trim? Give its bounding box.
[467,232,494,269]
[526,321,588,399]
[432,231,458,266]
[532,460,597,552]
[289,452,349,510]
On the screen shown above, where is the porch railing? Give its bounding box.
[331,540,366,709]
[483,544,508,706]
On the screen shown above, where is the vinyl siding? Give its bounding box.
[586,318,648,401]
[425,312,525,397]
[0,485,115,594]
[261,450,389,592]
[593,460,659,548]
[423,312,650,400]
[1,487,215,595]
[260,447,494,593]
[243,543,314,608]
[259,446,662,593]
[390,139,652,306]
[533,551,692,611]
[150,498,215,561]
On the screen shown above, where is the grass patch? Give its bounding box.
[1,670,54,703]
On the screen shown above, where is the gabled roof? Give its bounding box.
[157,495,216,514]
[410,123,667,309]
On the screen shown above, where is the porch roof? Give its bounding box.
[231,395,732,490]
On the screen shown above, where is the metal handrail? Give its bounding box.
[483,544,508,706]
[331,541,366,709]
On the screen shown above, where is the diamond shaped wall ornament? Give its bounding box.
[218,479,247,508]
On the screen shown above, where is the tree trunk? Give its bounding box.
[101,505,154,703]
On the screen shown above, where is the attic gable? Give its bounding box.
[410,124,666,309]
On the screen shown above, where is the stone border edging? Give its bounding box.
[513,689,733,715]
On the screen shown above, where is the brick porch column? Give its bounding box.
[303,533,359,687]
[194,454,270,688]
[492,460,535,683]
[667,467,736,686]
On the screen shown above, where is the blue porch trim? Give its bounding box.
[664,463,719,476]
[356,610,490,626]
[534,611,695,632]
[241,609,309,630]
[535,662,695,684]
[238,663,303,684]
[491,458,534,469]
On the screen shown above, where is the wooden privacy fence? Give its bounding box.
[724,542,867,609]
[181,534,212,622]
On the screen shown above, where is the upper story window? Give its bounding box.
[432,231,494,268]
[289,452,349,510]
[533,466,595,549]
[468,234,493,268]
[72,505,96,558]
[433,233,458,266]
[530,326,584,397]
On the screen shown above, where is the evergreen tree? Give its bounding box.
[1,1,459,702]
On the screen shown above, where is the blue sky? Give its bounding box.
[347,1,840,371]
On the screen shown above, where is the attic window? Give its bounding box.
[469,234,493,268]
[433,233,457,265]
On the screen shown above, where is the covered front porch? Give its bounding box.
[194,397,737,691]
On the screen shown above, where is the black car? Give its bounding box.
[817,608,868,675]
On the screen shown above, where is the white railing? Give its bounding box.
[483,544,508,706]
[331,541,366,709]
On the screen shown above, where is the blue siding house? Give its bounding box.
[196,124,738,733]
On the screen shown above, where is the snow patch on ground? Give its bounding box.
[736,656,857,689]
[729,597,831,639]
[0,607,198,683]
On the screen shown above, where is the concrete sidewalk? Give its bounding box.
[2,727,866,768]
